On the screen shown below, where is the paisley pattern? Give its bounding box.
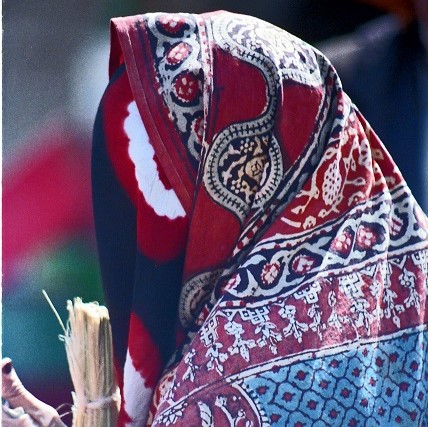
[204,133,283,221]
[94,10,428,426]
[203,14,325,222]
[212,14,324,87]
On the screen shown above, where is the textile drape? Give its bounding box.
[93,11,428,426]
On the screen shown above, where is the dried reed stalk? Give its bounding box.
[43,292,120,427]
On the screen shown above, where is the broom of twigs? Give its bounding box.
[43,291,120,427]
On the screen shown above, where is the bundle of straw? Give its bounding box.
[43,292,120,427]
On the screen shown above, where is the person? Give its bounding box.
[2,358,66,427]
[318,0,428,213]
[91,10,428,426]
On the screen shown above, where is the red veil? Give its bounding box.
[93,10,428,426]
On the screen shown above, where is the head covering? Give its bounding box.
[93,10,428,426]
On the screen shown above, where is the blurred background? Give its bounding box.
[2,0,386,421]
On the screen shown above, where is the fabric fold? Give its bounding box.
[93,10,428,426]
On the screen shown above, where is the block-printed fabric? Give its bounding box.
[92,10,428,426]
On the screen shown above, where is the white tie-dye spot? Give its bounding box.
[123,350,153,427]
[124,101,186,219]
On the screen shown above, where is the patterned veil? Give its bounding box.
[92,10,428,426]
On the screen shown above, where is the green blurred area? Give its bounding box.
[2,238,104,408]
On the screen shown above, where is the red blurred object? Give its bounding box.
[2,120,94,289]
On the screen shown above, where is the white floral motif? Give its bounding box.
[255,322,283,355]
[400,267,421,311]
[293,281,325,339]
[278,304,309,343]
[224,320,256,362]
[199,315,228,375]
[339,274,373,332]
[351,298,372,331]
[370,277,382,300]
[182,349,199,382]
[206,343,228,375]
[200,316,219,347]
[326,291,349,330]
[381,262,405,327]
[238,307,282,354]
[307,304,324,339]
